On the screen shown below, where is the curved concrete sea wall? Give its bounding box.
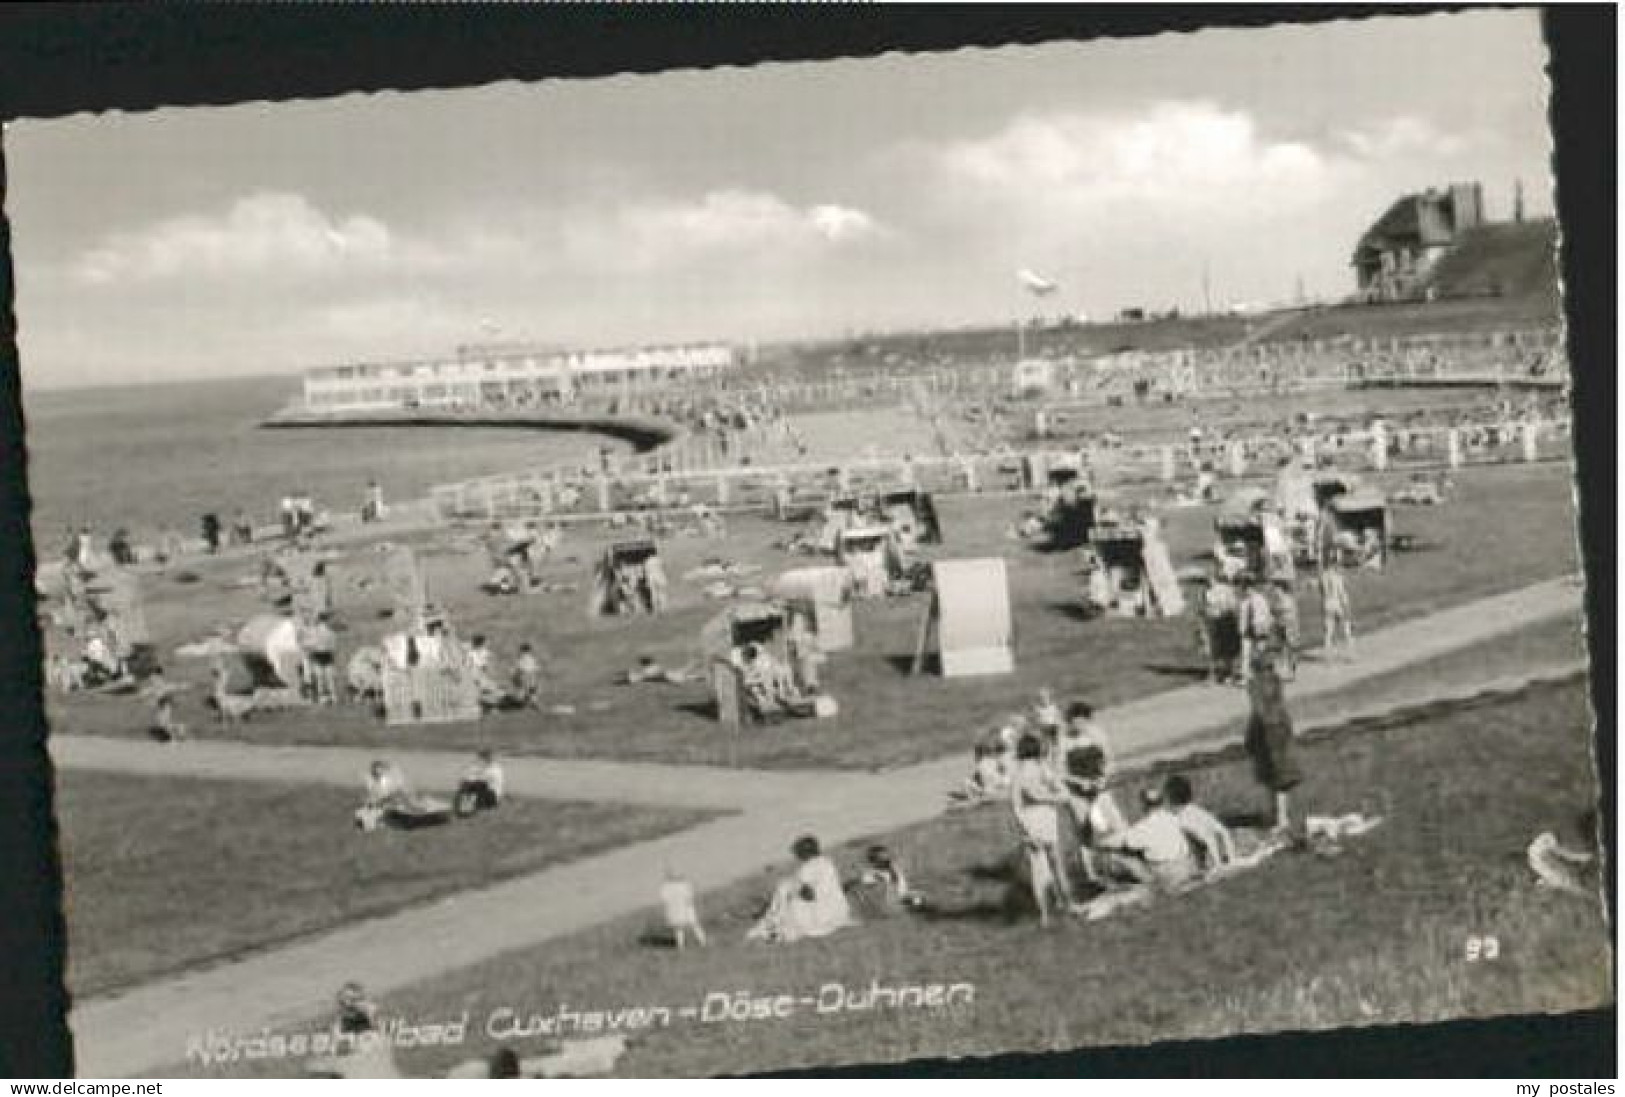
[260,407,682,454]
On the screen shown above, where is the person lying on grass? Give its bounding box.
[621,655,699,686]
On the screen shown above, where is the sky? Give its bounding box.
[5,8,1556,390]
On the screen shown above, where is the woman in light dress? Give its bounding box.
[1009,733,1075,926]
[748,834,852,943]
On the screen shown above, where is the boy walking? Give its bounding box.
[1319,564,1354,658]
[660,867,707,949]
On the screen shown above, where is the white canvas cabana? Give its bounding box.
[911,558,1014,677]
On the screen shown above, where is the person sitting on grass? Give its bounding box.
[83,631,125,687]
[454,749,505,817]
[1097,787,1199,892]
[738,643,799,723]
[1031,687,1064,737]
[849,843,923,916]
[145,670,188,744]
[747,834,853,944]
[467,635,509,711]
[1055,703,1127,887]
[357,760,411,831]
[356,760,451,832]
[510,642,543,707]
[47,653,87,694]
[951,734,1014,805]
[659,866,707,950]
[1163,773,1236,874]
[308,982,400,1079]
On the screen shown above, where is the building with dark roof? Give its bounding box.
[1351,182,1485,302]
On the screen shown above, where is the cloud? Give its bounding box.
[939,101,1330,213]
[72,192,396,285]
[809,204,880,243]
[561,189,886,271]
[1337,116,1472,160]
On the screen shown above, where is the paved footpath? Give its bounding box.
[62,577,1585,1076]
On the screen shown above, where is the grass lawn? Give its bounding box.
[1288,612,1588,728]
[57,772,718,998]
[46,462,1582,771]
[182,678,1608,1078]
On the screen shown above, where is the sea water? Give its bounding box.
[20,373,616,545]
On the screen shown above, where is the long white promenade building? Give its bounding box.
[300,342,740,413]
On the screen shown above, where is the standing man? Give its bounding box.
[1237,575,1276,683]
[1244,656,1303,837]
[200,513,222,555]
[363,479,386,523]
[1200,567,1242,684]
[1267,578,1301,681]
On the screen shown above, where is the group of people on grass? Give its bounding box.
[953,675,1302,926]
[354,750,506,832]
[1198,551,1355,686]
[649,833,922,951]
[466,634,545,712]
[742,835,922,944]
[482,519,561,595]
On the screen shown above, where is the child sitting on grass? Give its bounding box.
[454,749,505,817]
[510,643,543,707]
[850,844,924,916]
[145,670,187,744]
